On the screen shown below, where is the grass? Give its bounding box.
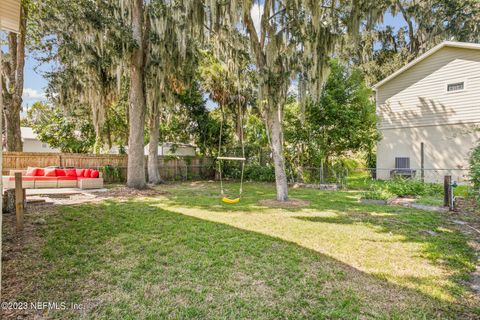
[4,182,479,319]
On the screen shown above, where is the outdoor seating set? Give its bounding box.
[2,167,104,189]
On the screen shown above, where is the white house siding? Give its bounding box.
[377,123,480,183]
[23,139,60,153]
[376,46,480,183]
[142,144,196,156]
[159,145,196,156]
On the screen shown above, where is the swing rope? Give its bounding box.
[217,75,246,203]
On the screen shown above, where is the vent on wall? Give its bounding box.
[395,157,410,169]
[447,82,464,92]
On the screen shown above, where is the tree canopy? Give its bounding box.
[4,0,480,194]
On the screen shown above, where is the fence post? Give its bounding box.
[320,161,324,184]
[175,159,178,181]
[444,175,452,208]
[15,172,24,232]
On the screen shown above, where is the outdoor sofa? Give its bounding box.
[2,167,103,189]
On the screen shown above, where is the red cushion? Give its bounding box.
[90,170,100,178]
[75,169,85,177]
[35,168,45,176]
[36,176,59,181]
[55,168,66,176]
[25,167,38,176]
[44,168,57,177]
[57,176,77,181]
[65,169,77,177]
[84,169,92,178]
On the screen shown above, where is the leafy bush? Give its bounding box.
[384,178,442,197]
[221,163,275,182]
[339,158,362,171]
[470,144,480,189]
[361,178,443,200]
[100,165,124,182]
[361,189,393,200]
[245,165,275,182]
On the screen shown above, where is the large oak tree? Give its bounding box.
[206,0,388,200]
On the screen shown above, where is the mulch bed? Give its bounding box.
[258,198,310,208]
[26,186,170,207]
[100,186,169,198]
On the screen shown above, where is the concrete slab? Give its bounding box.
[26,188,108,196]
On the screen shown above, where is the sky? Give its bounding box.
[15,8,406,109]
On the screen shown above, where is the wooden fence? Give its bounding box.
[2,152,215,182]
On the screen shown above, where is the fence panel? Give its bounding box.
[2,152,215,182]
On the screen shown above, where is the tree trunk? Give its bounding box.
[265,104,288,201]
[235,108,242,143]
[243,9,288,201]
[5,110,22,151]
[3,5,27,152]
[147,103,162,184]
[127,0,146,189]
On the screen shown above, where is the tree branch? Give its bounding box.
[243,5,265,68]
[260,0,271,50]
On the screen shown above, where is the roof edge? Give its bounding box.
[373,41,480,90]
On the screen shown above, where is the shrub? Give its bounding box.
[100,165,123,182]
[360,177,443,200]
[470,143,480,189]
[221,163,275,182]
[361,189,393,200]
[382,178,442,197]
[245,164,275,182]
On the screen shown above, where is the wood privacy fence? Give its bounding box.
[2,152,215,182]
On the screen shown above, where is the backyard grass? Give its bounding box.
[2,182,479,319]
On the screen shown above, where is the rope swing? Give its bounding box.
[217,77,246,204]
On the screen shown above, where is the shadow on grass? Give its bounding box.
[156,182,477,306]
[294,210,475,283]
[14,198,476,319]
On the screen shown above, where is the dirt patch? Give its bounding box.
[27,186,170,207]
[258,198,310,208]
[101,186,168,198]
[387,197,416,206]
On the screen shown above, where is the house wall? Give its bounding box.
[377,123,480,183]
[142,144,197,156]
[160,145,196,156]
[376,46,480,183]
[23,139,60,153]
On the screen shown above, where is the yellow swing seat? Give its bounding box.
[222,197,240,204]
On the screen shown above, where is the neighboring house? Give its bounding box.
[20,127,60,153]
[143,143,197,156]
[109,143,196,156]
[374,41,480,183]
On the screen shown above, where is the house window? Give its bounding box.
[42,143,47,148]
[447,81,464,92]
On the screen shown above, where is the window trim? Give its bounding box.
[445,79,467,94]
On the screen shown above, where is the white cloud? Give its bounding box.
[23,88,46,100]
[250,3,263,35]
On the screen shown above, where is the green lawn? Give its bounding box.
[3,182,479,319]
